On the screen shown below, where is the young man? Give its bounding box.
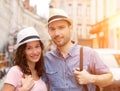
[44,8,113,91]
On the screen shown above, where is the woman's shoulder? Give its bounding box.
[9,65,20,70]
[8,65,22,75]
[4,66,23,88]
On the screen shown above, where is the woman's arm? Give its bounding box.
[2,83,15,91]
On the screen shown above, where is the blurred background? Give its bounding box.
[0,0,120,90]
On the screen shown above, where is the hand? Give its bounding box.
[74,68,95,85]
[20,75,35,91]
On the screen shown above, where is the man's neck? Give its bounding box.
[57,41,74,58]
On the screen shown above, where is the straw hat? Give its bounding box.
[14,27,41,49]
[46,8,72,27]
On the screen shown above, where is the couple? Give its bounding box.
[2,8,113,91]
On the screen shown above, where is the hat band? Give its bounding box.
[19,36,40,43]
[48,15,67,23]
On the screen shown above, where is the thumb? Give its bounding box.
[74,68,80,75]
[76,68,80,71]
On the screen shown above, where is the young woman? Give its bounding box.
[2,27,48,91]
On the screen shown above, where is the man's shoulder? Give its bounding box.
[80,45,95,54]
[80,45,93,50]
[44,49,56,56]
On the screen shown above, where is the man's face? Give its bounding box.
[48,20,72,47]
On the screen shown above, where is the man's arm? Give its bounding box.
[74,69,113,87]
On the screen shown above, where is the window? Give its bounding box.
[77,3,82,17]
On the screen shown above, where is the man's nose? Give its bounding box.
[54,30,60,36]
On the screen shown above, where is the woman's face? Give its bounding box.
[25,40,41,63]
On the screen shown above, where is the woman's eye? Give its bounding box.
[26,47,31,50]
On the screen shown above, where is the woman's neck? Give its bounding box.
[27,62,35,71]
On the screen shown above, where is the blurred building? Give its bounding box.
[23,0,37,13]
[90,0,120,49]
[50,0,120,49]
[0,0,49,69]
[50,0,93,46]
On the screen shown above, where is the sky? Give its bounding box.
[30,0,51,18]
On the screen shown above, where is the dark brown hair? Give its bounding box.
[13,40,44,77]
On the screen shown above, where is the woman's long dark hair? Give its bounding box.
[13,40,44,77]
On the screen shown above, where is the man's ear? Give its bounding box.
[69,24,73,31]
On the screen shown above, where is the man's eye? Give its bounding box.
[36,45,41,48]
[49,28,55,31]
[59,26,65,29]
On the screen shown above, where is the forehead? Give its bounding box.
[48,20,69,27]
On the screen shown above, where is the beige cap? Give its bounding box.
[46,8,72,27]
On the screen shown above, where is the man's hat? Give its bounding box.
[14,27,41,49]
[46,8,72,27]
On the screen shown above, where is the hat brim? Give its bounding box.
[45,18,72,28]
[14,38,41,50]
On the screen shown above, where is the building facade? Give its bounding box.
[50,0,95,46]
[90,0,120,49]
[0,0,49,70]
[50,0,120,49]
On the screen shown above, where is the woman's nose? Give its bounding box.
[32,49,38,54]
